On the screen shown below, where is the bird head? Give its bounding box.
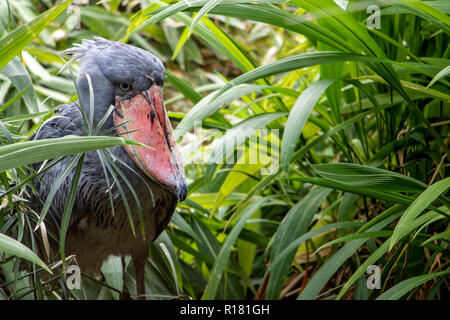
[62,37,187,201]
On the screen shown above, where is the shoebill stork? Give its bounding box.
[30,37,187,299]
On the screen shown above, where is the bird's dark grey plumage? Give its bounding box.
[30,37,186,298]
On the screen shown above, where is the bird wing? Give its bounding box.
[29,103,85,222]
[31,102,84,142]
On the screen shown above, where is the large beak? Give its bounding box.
[113,84,187,201]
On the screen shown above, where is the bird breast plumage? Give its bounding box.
[31,103,177,273]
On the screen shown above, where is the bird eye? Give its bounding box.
[119,83,131,91]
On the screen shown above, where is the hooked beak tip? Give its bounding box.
[177,177,188,202]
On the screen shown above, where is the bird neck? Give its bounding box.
[77,70,115,132]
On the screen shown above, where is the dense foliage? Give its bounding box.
[0,0,449,300]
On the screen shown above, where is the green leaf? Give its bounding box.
[188,0,223,37]
[211,136,281,214]
[1,107,56,123]
[158,239,181,296]
[34,154,82,230]
[215,52,381,98]
[291,0,387,57]
[267,186,331,299]
[376,270,450,300]
[165,69,203,104]
[138,0,283,35]
[427,65,450,88]
[192,2,351,50]
[0,0,71,70]
[171,26,190,61]
[59,154,85,264]
[101,256,124,300]
[312,163,428,192]
[287,177,418,206]
[208,112,286,165]
[266,221,362,275]
[1,57,38,113]
[316,231,393,252]
[336,210,444,299]
[174,84,267,140]
[397,0,450,34]
[202,197,269,299]
[0,136,144,173]
[0,233,51,273]
[421,230,450,246]
[281,79,334,169]
[292,102,394,162]
[298,207,403,299]
[0,85,29,112]
[389,178,450,250]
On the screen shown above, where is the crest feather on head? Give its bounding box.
[59,37,165,85]
[59,37,112,73]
